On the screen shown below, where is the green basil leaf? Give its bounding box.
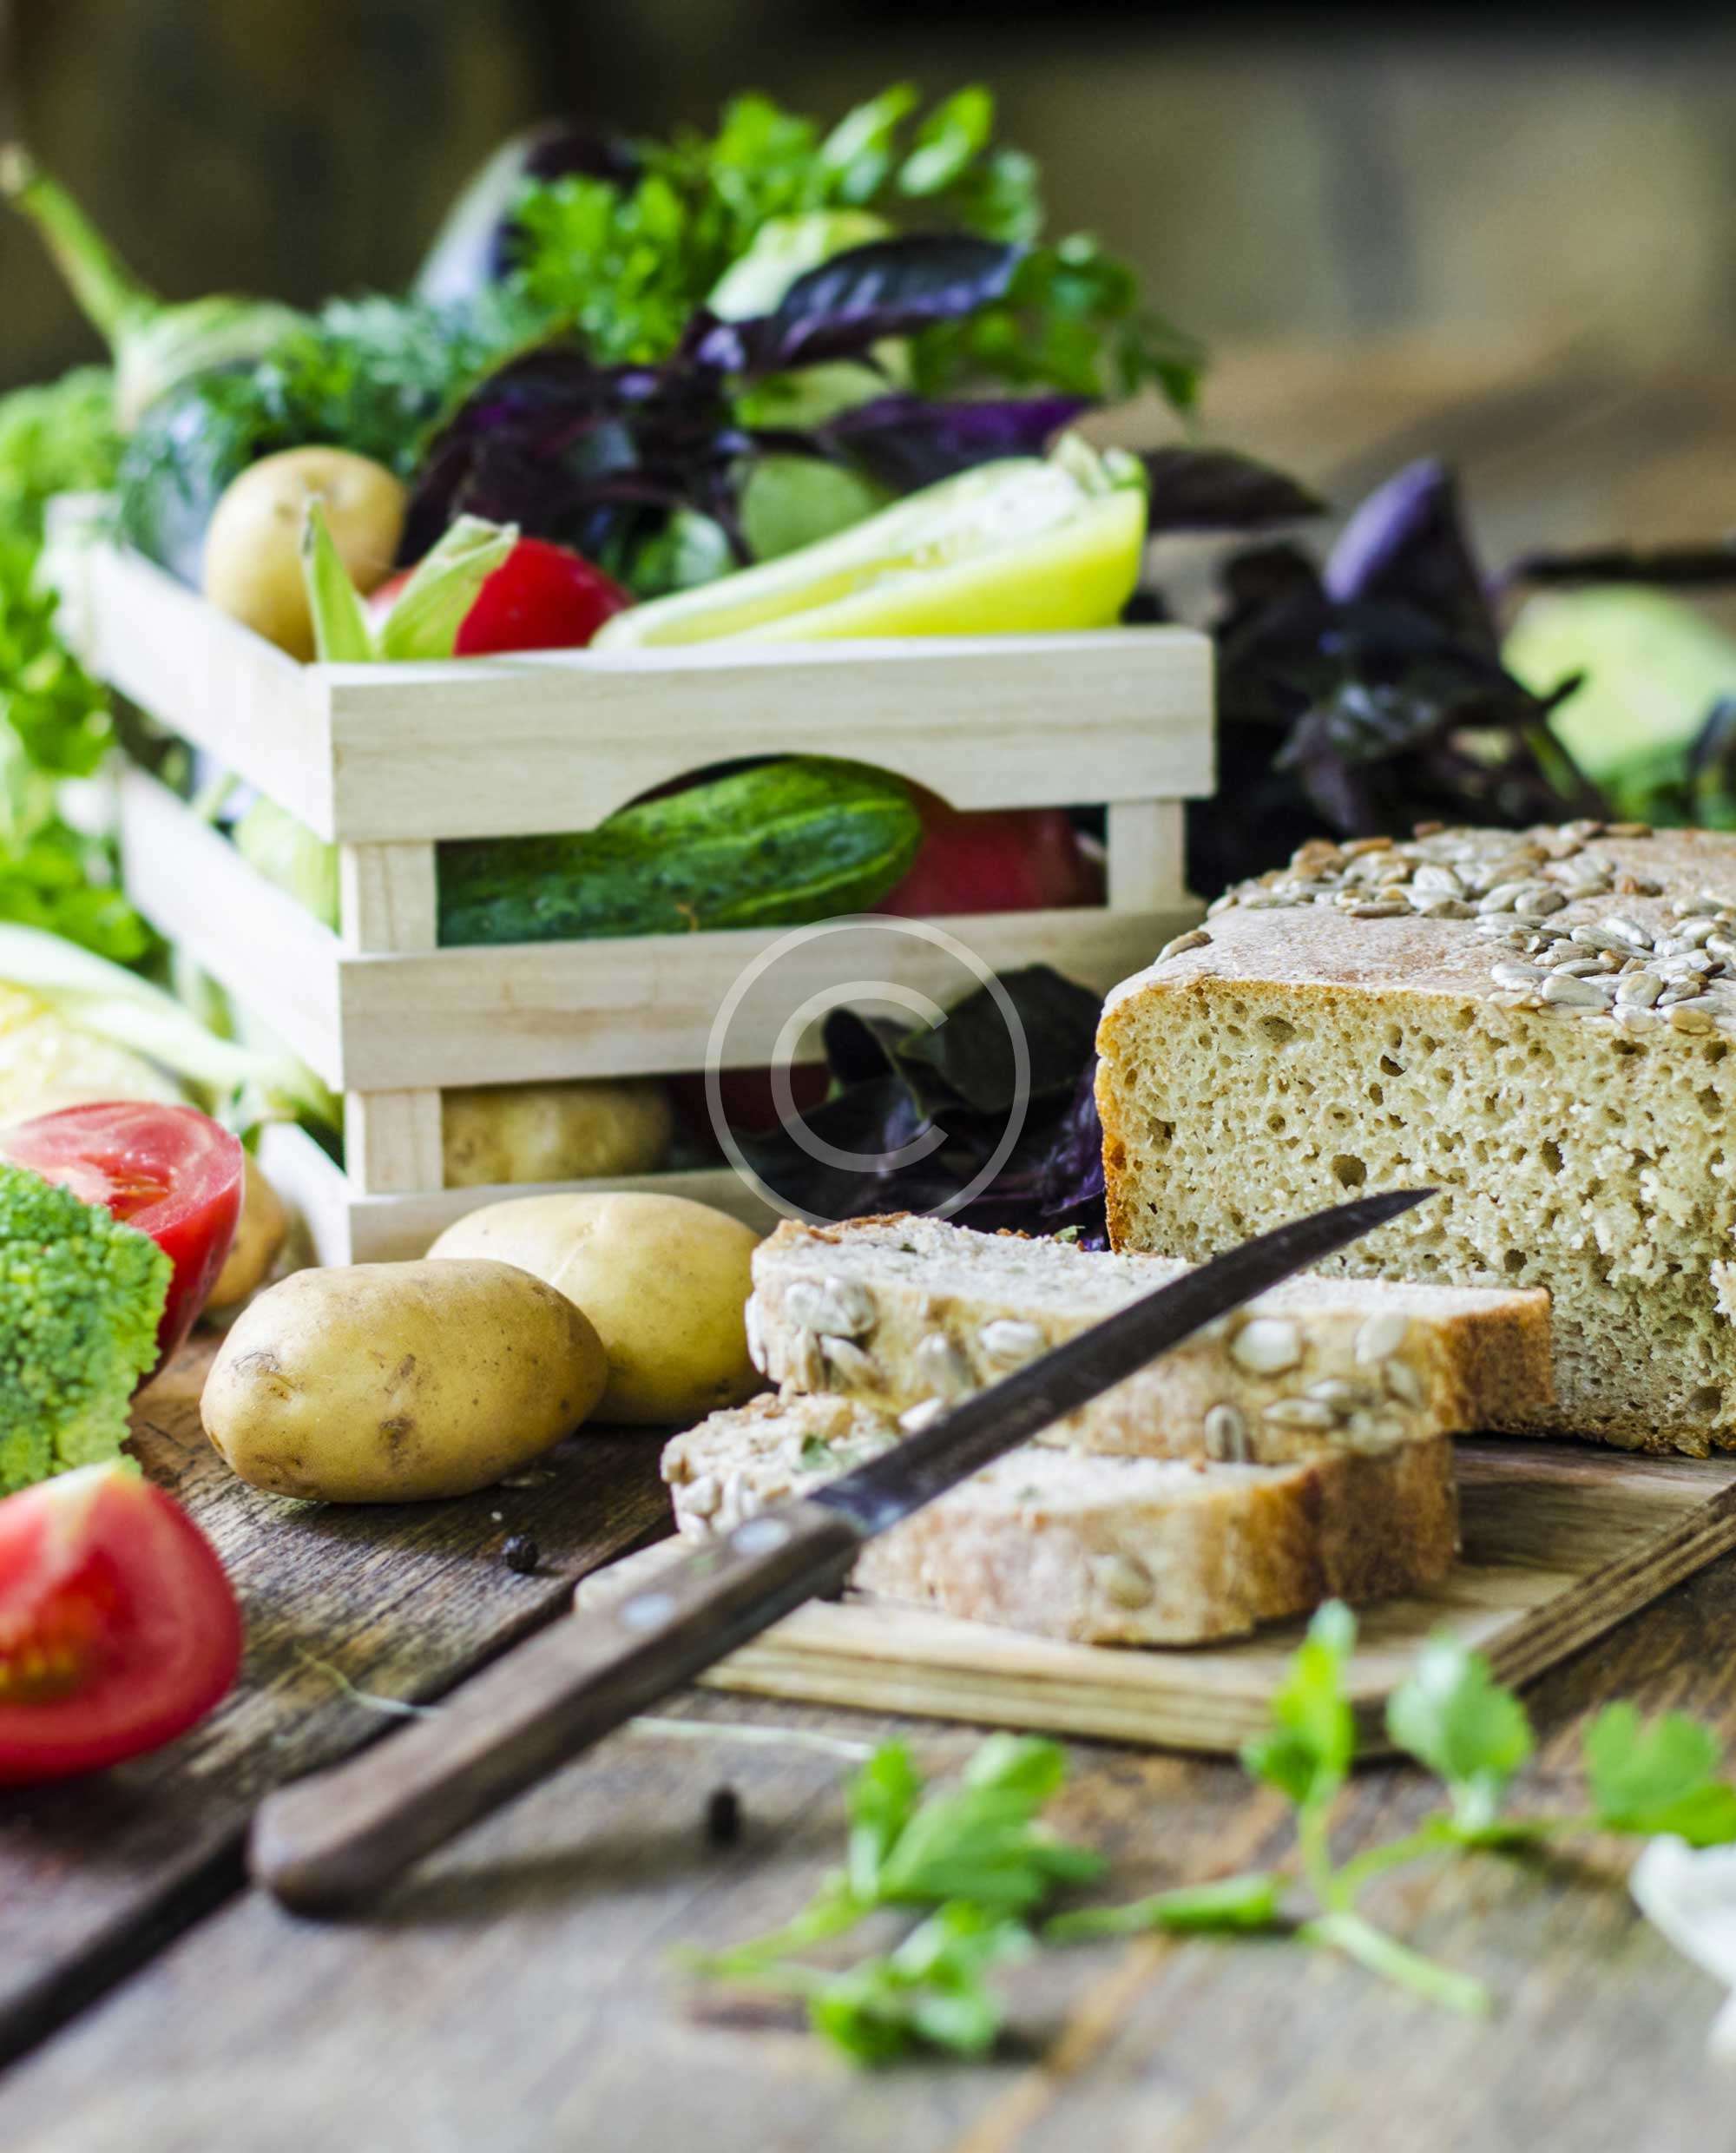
[1242,1601,1358,1808]
[1586,1703,1736,1845]
[1386,1636,1534,1834]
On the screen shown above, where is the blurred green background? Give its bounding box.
[4,0,1735,392]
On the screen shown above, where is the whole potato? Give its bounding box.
[203,446,407,660]
[428,1192,762,1425]
[201,1259,607,1502]
[204,1153,290,1312]
[441,1079,674,1189]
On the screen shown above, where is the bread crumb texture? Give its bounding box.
[1099,820,1736,1454]
[663,1392,1457,1645]
[749,1212,1549,1463]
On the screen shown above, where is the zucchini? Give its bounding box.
[437,758,923,947]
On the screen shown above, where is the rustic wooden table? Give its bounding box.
[7,343,1736,2153]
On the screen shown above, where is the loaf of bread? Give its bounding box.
[747,1213,1549,1464]
[661,1392,1458,1645]
[1097,820,1736,1454]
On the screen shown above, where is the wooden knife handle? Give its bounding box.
[249,1499,862,1913]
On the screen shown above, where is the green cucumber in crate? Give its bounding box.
[437,759,923,945]
[228,759,921,943]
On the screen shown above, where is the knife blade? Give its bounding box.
[250,1187,1430,1911]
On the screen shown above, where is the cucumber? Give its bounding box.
[437,758,923,947]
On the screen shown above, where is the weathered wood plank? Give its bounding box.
[8,1561,1736,2152]
[0,1340,670,2069]
[615,1441,1736,1753]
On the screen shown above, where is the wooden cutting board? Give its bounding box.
[583,1439,1736,1754]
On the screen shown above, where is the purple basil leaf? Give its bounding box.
[894,965,1101,1116]
[812,392,1092,492]
[404,342,749,563]
[733,965,1107,1237]
[1324,458,1498,655]
[1032,1059,1108,1231]
[821,1006,907,1089]
[1141,446,1325,532]
[691,235,1023,375]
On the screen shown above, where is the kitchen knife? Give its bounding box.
[250,1187,1430,1911]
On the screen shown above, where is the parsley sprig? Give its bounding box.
[692,1734,1128,2061]
[694,1734,1298,2062]
[509,85,1199,410]
[696,1608,1736,2064]
[1068,1603,1736,2018]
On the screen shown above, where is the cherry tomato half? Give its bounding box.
[0,1462,242,1786]
[0,1103,245,1369]
[371,537,633,655]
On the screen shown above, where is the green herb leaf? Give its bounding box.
[1585,1703,1736,1847]
[1242,1601,1358,1810]
[819,84,921,202]
[899,88,996,198]
[0,807,156,965]
[845,1739,924,1902]
[806,1904,1031,2065]
[506,87,1198,412]
[299,501,378,664]
[1047,1872,1285,1942]
[1386,1636,1535,1837]
[871,1736,1104,1913]
[375,515,517,662]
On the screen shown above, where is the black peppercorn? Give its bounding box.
[706,1785,743,1847]
[502,1533,540,1575]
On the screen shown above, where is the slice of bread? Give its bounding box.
[661,1392,1458,1646]
[747,1213,1549,1465]
[1096,820,1736,1454]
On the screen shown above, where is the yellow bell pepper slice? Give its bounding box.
[593,446,1148,648]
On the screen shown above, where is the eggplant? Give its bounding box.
[413,121,640,306]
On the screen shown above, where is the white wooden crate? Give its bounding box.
[60,508,1213,1262]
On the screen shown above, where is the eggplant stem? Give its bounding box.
[1,143,160,341]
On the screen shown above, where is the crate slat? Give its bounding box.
[56,527,1213,843]
[339,843,438,952]
[319,630,1214,840]
[117,766,344,1085]
[343,1090,445,1196]
[1106,800,1189,910]
[122,771,1197,1094]
[260,1123,779,1266]
[335,904,1194,1091]
[68,524,333,834]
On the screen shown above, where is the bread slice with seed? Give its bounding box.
[661,1393,1458,1646]
[1096,820,1736,1456]
[747,1213,1549,1465]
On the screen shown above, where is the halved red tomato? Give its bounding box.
[878,793,1103,918]
[0,1104,245,1368]
[0,1463,242,1785]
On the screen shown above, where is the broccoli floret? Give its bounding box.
[0,1162,170,1493]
